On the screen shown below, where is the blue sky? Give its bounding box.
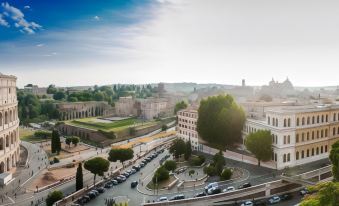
[1,0,339,88]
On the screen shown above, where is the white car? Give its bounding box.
[158,197,168,202]
[223,186,235,193]
[241,201,253,206]
[268,195,281,204]
[205,182,218,191]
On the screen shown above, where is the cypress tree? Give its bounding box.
[51,130,57,153]
[76,163,83,191]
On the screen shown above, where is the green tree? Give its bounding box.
[53,91,66,100]
[300,182,339,206]
[169,139,186,159]
[84,157,110,186]
[163,160,177,171]
[245,130,273,166]
[76,163,83,191]
[108,148,134,167]
[197,95,245,149]
[329,140,339,181]
[203,165,217,176]
[212,151,226,175]
[184,140,192,160]
[161,124,168,131]
[174,101,188,114]
[47,84,58,94]
[220,168,232,181]
[71,136,80,146]
[46,190,63,206]
[152,166,169,183]
[51,130,61,154]
[65,137,72,148]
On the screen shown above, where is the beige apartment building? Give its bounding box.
[0,74,20,176]
[177,108,203,151]
[244,104,339,169]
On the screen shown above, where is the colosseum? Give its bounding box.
[0,73,20,175]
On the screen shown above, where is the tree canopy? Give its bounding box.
[197,95,245,148]
[330,140,339,181]
[300,182,339,206]
[84,157,110,185]
[108,148,134,166]
[163,160,177,171]
[46,190,63,206]
[152,166,170,184]
[169,139,186,158]
[245,130,272,166]
[174,101,188,114]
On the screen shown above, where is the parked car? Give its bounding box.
[77,196,90,204]
[223,186,235,193]
[239,182,252,189]
[132,165,140,171]
[241,201,254,206]
[208,187,221,195]
[194,192,206,197]
[205,182,218,192]
[115,177,123,183]
[111,179,118,185]
[253,199,267,206]
[140,162,145,167]
[91,190,99,196]
[104,182,113,188]
[300,188,308,196]
[158,197,168,202]
[96,187,105,193]
[169,194,185,201]
[268,195,281,204]
[280,193,293,201]
[87,192,96,199]
[131,168,137,174]
[131,181,138,188]
[118,175,127,181]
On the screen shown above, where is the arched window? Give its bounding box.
[333,127,336,136]
[4,112,8,124]
[326,114,328,122]
[283,154,286,163]
[302,133,305,142]
[321,146,323,153]
[325,129,328,137]
[296,118,300,126]
[307,149,309,157]
[276,118,278,126]
[316,147,319,155]
[296,134,299,143]
[325,145,328,152]
[312,131,315,140]
[5,136,9,147]
[312,148,314,156]
[307,132,309,141]
[0,138,3,150]
[296,151,299,160]
[307,117,310,125]
[287,153,290,162]
[288,135,290,144]
[317,115,320,123]
[312,116,315,124]
[288,118,291,127]
[321,130,324,138]
[321,115,324,123]
[334,113,337,122]
[302,117,305,125]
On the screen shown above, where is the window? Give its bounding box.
[312,116,315,124]
[325,145,328,152]
[284,119,286,127]
[296,118,299,126]
[322,115,324,123]
[302,117,305,125]
[296,134,299,143]
[321,130,324,138]
[288,118,291,127]
[283,154,286,163]
[288,135,290,144]
[317,115,320,123]
[287,153,290,162]
[317,130,319,138]
[316,147,319,155]
[333,127,336,136]
[276,118,278,126]
[307,117,310,125]
[302,133,305,142]
[312,148,314,156]
[325,129,328,137]
[274,153,277,161]
[321,146,323,153]
[334,113,337,122]
[307,149,309,157]
[326,114,328,122]
[296,151,299,160]
[307,132,309,141]
[312,131,315,140]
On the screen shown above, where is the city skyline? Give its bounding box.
[1,0,339,87]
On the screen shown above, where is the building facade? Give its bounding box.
[177,109,202,151]
[114,96,138,117]
[139,98,173,120]
[243,104,339,169]
[0,74,20,175]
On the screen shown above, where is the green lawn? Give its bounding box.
[67,118,141,131]
[19,127,50,142]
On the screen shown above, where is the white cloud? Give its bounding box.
[94,15,100,21]
[24,5,30,9]
[1,2,42,34]
[0,13,9,27]
[36,43,44,47]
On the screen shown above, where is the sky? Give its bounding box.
[0,0,339,88]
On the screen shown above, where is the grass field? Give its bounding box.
[67,117,158,132]
[19,127,50,142]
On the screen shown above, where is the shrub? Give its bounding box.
[161,124,168,131]
[53,157,60,163]
[163,160,176,171]
[190,155,206,166]
[220,168,232,181]
[34,130,52,139]
[152,166,169,183]
[46,190,63,206]
[189,169,195,176]
[203,165,217,176]
[98,130,116,139]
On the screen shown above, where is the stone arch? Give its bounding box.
[0,162,4,173]
[0,112,2,126]
[10,132,13,145]
[4,111,8,124]
[0,138,3,150]
[9,110,12,122]
[5,135,9,147]
[6,158,10,171]
[11,155,15,167]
